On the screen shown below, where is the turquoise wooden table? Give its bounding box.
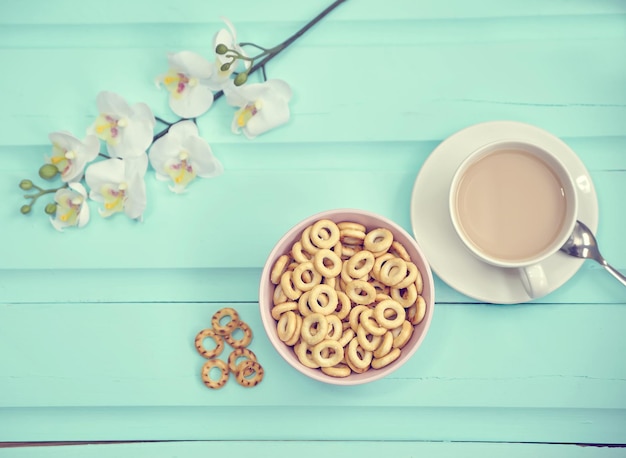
[1,0,625,456]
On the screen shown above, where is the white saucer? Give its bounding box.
[410,121,599,304]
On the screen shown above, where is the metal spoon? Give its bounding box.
[560,220,626,287]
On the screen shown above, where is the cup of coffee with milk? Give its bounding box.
[449,140,578,299]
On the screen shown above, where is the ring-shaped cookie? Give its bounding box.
[280,270,302,300]
[372,253,395,279]
[313,248,342,278]
[273,284,288,306]
[371,347,401,370]
[211,307,241,336]
[356,324,383,352]
[307,284,338,315]
[271,301,298,321]
[294,340,320,368]
[374,299,406,329]
[235,360,265,387]
[389,240,411,262]
[393,262,419,289]
[325,314,343,341]
[373,330,394,358]
[347,337,373,370]
[277,310,298,343]
[224,320,253,349]
[378,257,408,287]
[300,226,320,255]
[194,328,225,359]
[392,320,414,349]
[390,283,418,308]
[291,241,314,263]
[364,228,393,253]
[415,269,424,295]
[406,294,427,325]
[297,291,314,316]
[348,305,370,333]
[270,254,291,285]
[321,363,352,378]
[311,339,344,368]
[201,359,229,389]
[341,260,363,284]
[340,228,366,246]
[346,250,375,278]
[284,313,303,347]
[301,312,329,346]
[335,291,351,320]
[337,221,366,233]
[359,308,387,336]
[345,279,376,305]
[310,219,340,249]
[227,348,258,374]
[337,328,355,348]
[292,261,322,292]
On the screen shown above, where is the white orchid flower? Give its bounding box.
[156,51,219,118]
[50,182,90,231]
[87,91,155,159]
[46,131,100,183]
[212,18,251,86]
[84,156,148,220]
[149,120,223,193]
[224,79,292,139]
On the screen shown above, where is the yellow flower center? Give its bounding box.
[165,151,196,188]
[50,144,75,175]
[236,100,262,128]
[101,183,127,214]
[56,194,83,225]
[162,70,195,98]
[94,115,126,145]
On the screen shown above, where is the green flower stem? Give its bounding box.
[213,0,347,100]
[152,0,347,142]
[21,184,67,213]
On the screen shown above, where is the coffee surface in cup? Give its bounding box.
[454,148,567,262]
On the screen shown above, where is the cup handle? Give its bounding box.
[519,264,549,299]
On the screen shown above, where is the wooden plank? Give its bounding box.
[1,302,624,411]
[0,441,625,458]
[0,407,625,444]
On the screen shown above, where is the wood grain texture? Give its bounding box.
[0,0,624,450]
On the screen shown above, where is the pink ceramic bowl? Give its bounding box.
[259,208,435,385]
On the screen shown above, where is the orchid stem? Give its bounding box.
[213,0,347,101]
[153,117,196,142]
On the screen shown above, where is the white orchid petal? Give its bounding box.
[50,217,66,232]
[183,136,223,178]
[124,173,147,219]
[97,91,132,117]
[132,102,156,129]
[171,51,214,79]
[168,120,199,138]
[77,203,90,227]
[148,133,180,172]
[168,84,214,118]
[85,158,125,199]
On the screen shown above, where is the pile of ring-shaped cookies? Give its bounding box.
[270,219,427,378]
[194,307,264,389]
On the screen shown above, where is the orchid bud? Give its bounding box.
[234,72,248,86]
[19,179,33,190]
[39,164,59,180]
[220,62,231,72]
[44,203,57,215]
[20,204,32,214]
[215,44,228,55]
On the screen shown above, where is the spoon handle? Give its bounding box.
[602,262,626,287]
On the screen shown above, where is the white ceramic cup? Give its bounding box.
[449,140,578,299]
